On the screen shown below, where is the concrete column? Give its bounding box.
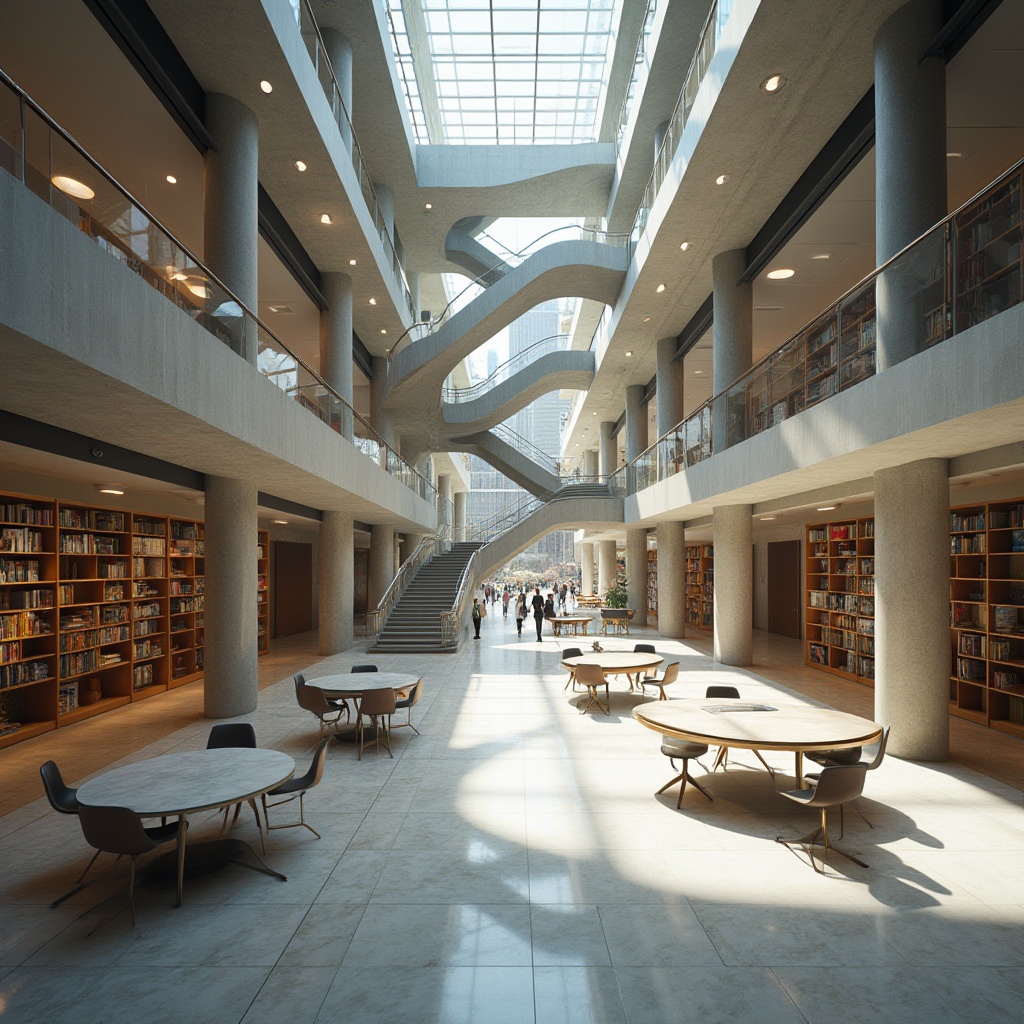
[394,533,402,572]
[874,0,947,370]
[368,523,395,610]
[375,183,395,242]
[581,542,595,596]
[583,448,598,480]
[626,528,648,627]
[875,459,949,760]
[656,337,683,436]
[320,272,354,440]
[203,93,258,363]
[370,356,395,448]
[599,421,617,479]
[713,504,753,665]
[598,539,617,599]
[454,491,467,542]
[656,521,685,638]
[321,28,353,148]
[625,384,646,462]
[712,249,753,450]
[318,510,353,655]
[203,476,258,717]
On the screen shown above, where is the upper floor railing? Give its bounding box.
[625,155,1024,493]
[0,68,436,507]
[615,0,661,148]
[442,334,572,404]
[292,0,414,321]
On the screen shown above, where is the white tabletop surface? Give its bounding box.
[76,748,295,817]
[561,652,663,673]
[312,672,420,695]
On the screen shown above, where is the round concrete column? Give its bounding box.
[319,510,354,655]
[321,28,353,148]
[581,542,595,596]
[599,421,617,479]
[626,528,648,627]
[712,249,753,451]
[656,337,683,437]
[656,521,685,638]
[454,491,467,542]
[874,0,946,369]
[583,449,599,480]
[375,183,395,243]
[713,504,753,665]
[320,272,354,439]
[368,523,396,610]
[875,459,949,760]
[204,475,258,717]
[203,93,258,363]
[625,384,646,462]
[598,539,617,599]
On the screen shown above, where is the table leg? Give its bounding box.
[794,751,805,788]
[176,813,187,908]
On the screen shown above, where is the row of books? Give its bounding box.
[2,503,54,525]
[0,611,52,640]
[0,528,46,553]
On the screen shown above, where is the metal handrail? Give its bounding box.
[492,424,560,475]
[440,548,480,648]
[615,0,661,147]
[442,334,571,404]
[0,68,437,508]
[466,478,612,543]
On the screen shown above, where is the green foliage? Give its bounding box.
[603,579,629,609]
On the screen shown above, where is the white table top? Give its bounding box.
[312,672,420,696]
[561,652,663,673]
[77,749,295,817]
[633,699,882,753]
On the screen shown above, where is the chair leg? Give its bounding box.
[50,848,104,908]
[776,807,868,871]
[128,856,138,928]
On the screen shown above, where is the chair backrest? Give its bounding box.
[40,760,79,814]
[360,687,397,715]
[661,662,680,684]
[562,647,583,660]
[634,643,656,653]
[297,684,332,716]
[351,664,378,673]
[865,725,890,771]
[706,685,740,699]
[397,680,423,709]
[78,804,162,856]
[293,672,306,695]
[804,764,868,808]
[575,663,605,686]
[294,738,331,790]
[207,723,256,749]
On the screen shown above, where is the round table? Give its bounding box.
[560,652,664,714]
[549,616,594,636]
[633,699,882,786]
[77,748,295,904]
[309,673,421,744]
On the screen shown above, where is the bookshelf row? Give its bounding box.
[0,492,270,749]
[685,544,714,631]
[646,548,658,624]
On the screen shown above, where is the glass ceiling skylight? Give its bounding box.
[386,0,622,145]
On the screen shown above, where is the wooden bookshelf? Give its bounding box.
[685,544,714,631]
[131,514,169,699]
[646,548,658,625]
[257,529,269,656]
[168,518,204,687]
[804,517,875,685]
[949,498,1024,737]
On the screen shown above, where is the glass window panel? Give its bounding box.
[539,34,584,55]
[492,10,537,33]
[539,11,588,33]
[497,34,538,53]
[425,12,450,32]
[451,33,492,53]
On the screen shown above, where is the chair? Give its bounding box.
[297,683,346,739]
[775,764,869,872]
[639,661,679,701]
[358,687,397,759]
[562,647,583,691]
[575,662,610,716]
[633,643,656,653]
[206,724,262,843]
[393,680,423,735]
[262,739,331,838]
[656,736,712,808]
[806,726,890,829]
[705,685,775,777]
[351,664,378,672]
[77,805,186,926]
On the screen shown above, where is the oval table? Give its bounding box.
[309,672,421,744]
[549,616,594,637]
[77,748,295,906]
[633,698,882,787]
[560,652,664,714]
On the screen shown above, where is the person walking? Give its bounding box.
[515,591,527,637]
[531,585,545,641]
[471,597,483,639]
[502,587,510,618]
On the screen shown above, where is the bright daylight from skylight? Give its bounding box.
[386,0,622,144]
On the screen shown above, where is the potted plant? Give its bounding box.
[600,576,635,632]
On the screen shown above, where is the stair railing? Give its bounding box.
[466,480,614,544]
[440,548,481,648]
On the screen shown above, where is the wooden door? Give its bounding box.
[274,541,313,638]
[767,540,801,639]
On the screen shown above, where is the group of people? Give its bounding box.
[472,580,578,641]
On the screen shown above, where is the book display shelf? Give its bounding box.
[685,544,714,631]
[646,548,658,625]
[949,499,1024,737]
[0,489,269,749]
[257,530,269,656]
[804,518,875,684]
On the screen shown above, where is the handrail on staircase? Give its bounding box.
[465,479,614,543]
[440,548,480,648]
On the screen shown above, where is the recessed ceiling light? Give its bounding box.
[625,350,633,357]
[294,160,307,172]
[268,305,294,314]
[349,259,357,266]
[95,485,125,496]
[694,370,704,375]
[592,412,597,416]
[575,443,580,447]
[715,174,730,185]
[642,316,652,323]
[761,74,786,94]
[424,203,432,210]
[260,80,273,94]
[273,519,288,525]
[165,175,177,184]
[946,152,962,158]
[51,175,95,199]
[767,268,795,280]
[816,505,837,512]
[369,297,377,305]
[656,283,666,293]
[320,213,332,224]
[759,515,777,521]
[679,241,690,251]
[380,329,387,334]
[811,253,831,260]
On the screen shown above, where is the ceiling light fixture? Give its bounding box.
[348,259,357,266]
[642,315,652,323]
[424,203,433,210]
[95,484,125,496]
[51,175,95,200]
[679,241,690,251]
[811,253,831,260]
[260,80,273,94]
[380,329,387,335]
[294,160,307,172]
[267,305,294,314]
[625,350,633,357]
[694,370,704,375]
[656,283,666,293]
[368,297,377,305]
[715,174,730,185]
[767,268,795,280]
[816,504,838,512]
[273,519,288,525]
[320,213,332,224]
[761,74,786,94]
[165,175,177,184]
[946,152,962,158]
[759,515,777,521]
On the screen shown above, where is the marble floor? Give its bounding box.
[1,612,1023,1023]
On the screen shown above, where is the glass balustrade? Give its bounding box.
[0,70,436,508]
[442,335,572,403]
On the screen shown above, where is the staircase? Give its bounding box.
[370,542,482,653]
